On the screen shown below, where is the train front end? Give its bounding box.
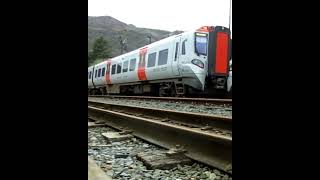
[195,26,231,94]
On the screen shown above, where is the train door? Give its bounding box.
[105,61,112,84]
[138,47,148,81]
[171,36,181,76]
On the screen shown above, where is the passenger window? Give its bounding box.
[147,52,156,67]
[158,49,168,66]
[182,39,187,55]
[117,63,122,74]
[98,69,101,77]
[129,58,136,71]
[123,61,129,73]
[111,65,116,75]
[89,71,92,79]
[95,70,97,78]
[174,42,179,61]
[102,67,105,76]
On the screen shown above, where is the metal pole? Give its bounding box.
[229,0,232,30]
[147,36,151,44]
[119,36,123,54]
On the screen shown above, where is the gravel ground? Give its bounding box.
[88,126,232,180]
[88,97,232,118]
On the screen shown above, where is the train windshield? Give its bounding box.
[195,34,208,55]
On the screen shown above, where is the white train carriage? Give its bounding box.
[88,66,94,88]
[88,26,231,96]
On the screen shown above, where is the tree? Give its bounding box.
[88,36,112,66]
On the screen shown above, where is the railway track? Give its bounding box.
[88,99,232,174]
[88,95,232,105]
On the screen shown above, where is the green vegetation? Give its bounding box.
[88,36,112,66]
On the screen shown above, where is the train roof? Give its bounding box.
[109,30,193,60]
[88,26,228,67]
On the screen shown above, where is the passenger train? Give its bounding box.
[88,26,232,97]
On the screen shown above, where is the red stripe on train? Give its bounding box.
[215,32,229,74]
[138,47,148,81]
[105,59,112,84]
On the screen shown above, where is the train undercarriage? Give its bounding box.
[88,76,231,98]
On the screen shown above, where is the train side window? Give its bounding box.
[111,65,116,75]
[123,60,129,73]
[102,67,105,76]
[129,58,136,71]
[117,63,122,74]
[98,68,101,77]
[182,39,187,55]
[147,52,156,67]
[174,42,179,61]
[89,71,92,79]
[158,49,168,66]
[95,70,97,78]
[88,72,89,79]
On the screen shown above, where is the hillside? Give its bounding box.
[88,16,183,58]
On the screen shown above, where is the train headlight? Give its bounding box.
[191,59,204,68]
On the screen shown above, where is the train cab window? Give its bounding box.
[129,58,136,71]
[111,64,116,75]
[147,52,156,67]
[123,61,129,73]
[117,63,122,74]
[158,49,168,66]
[174,42,179,61]
[102,67,105,76]
[95,70,97,78]
[195,33,208,55]
[182,39,187,55]
[98,68,101,77]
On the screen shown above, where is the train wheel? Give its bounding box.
[159,88,166,97]
[159,83,169,97]
[101,87,107,95]
[171,88,181,97]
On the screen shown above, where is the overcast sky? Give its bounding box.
[88,0,232,32]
